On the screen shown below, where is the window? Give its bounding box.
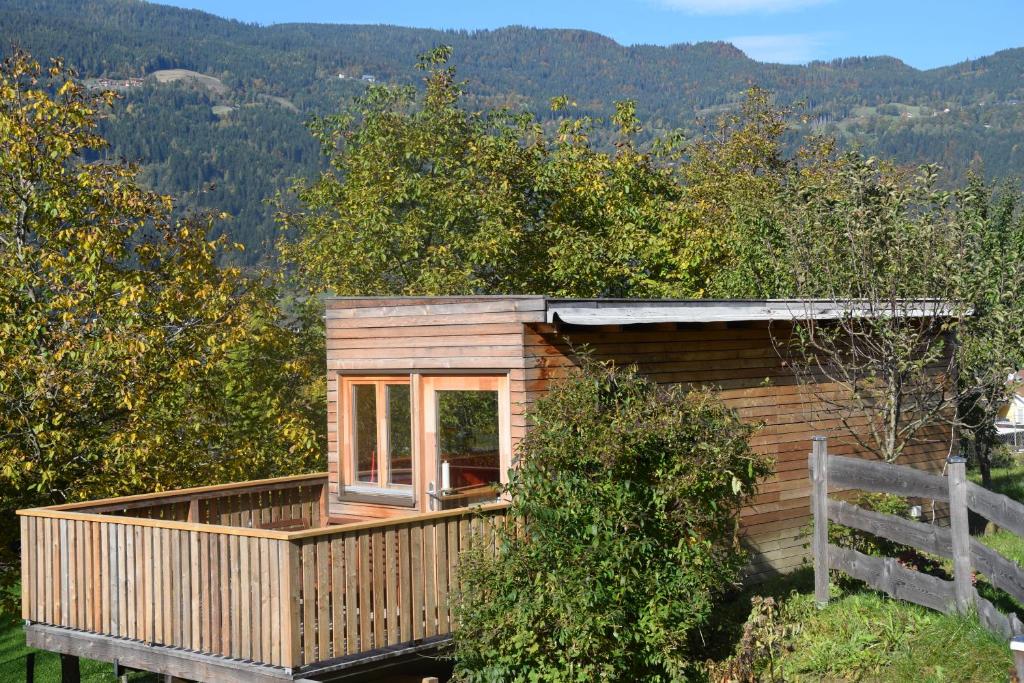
[437,390,501,492]
[341,376,413,501]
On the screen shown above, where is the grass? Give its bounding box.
[0,611,134,682]
[706,570,1015,682]
[0,586,153,682]
[778,589,1012,682]
[702,460,1024,682]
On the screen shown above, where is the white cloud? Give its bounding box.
[728,32,830,63]
[657,0,829,15]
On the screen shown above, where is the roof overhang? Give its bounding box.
[545,299,955,326]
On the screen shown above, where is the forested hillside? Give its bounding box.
[3,0,1024,262]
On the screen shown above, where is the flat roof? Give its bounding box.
[320,296,952,326]
[545,299,951,326]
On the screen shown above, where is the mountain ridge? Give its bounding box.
[3,0,1024,263]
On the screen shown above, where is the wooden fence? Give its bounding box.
[19,474,508,674]
[810,436,1024,675]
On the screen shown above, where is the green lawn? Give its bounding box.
[0,610,156,682]
[704,462,1024,682]
[705,568,1014,682]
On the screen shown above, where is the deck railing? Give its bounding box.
[19,475,508,673]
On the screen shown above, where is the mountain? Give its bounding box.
[4,0,1024,263]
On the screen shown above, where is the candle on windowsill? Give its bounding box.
[441,461,451,493]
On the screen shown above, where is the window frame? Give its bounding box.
[338,375,416,507]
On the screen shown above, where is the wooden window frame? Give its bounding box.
[338,375,416,507]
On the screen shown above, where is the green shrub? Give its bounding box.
[451,359,772,682]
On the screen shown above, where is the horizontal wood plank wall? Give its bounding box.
[19,514,294,668]
[523,321,951,581]
[324,297,545,520]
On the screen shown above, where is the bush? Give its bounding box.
[452,359,772,682]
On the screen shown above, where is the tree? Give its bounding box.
[277,47,689,298]
[0,51,324,604]
[452,359,771,681]
[772,155,1024,465]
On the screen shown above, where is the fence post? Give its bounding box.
[947,455,974,614]
[810,436,829,607]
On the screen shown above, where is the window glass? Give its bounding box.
[352,384,378,483]
[437,390,500,491]
[387,384,413,485]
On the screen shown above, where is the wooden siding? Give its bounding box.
[325,297,545,520]
[522,320,951,581]
[325,298,951,579]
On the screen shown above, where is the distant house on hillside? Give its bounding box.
[996,371,1024,451]
[360,74,376,83]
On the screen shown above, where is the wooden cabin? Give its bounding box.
[19,296,951,682]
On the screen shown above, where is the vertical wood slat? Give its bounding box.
[281,539,302,669]
[410,524,424,641]
[358,532,372,649]
[236,534,248,660]
[344,534,358,656]
[269,536,281,667]
[190,531,201,652]
[247,537,259,663]
[302,541,316,663]
[109,525,119,637]
[259,537,272,665]
[152,525,162,644]
[219,534,231,656]
[446,519,459,629]
[423,524,437,638]
[316,538,330,659]
[118,525,127,637]
[372,529,386,647]
[202,528,215,651]
[92,523,102,633]
[399,525,412,643]
[100,524,110,634]
[67,520,77,630]
[435,521,449,634]
[21,516,31,621]
[42,518,52,624]
[331,537,345,657]
[385,528,399,645]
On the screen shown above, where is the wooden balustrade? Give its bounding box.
[55,472,328,529]
[19,477,508,673]
[283,504,507,668]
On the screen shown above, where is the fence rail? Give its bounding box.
[809,436,1024,675]
[19,475,508,673]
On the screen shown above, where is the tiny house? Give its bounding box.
[19,296,951,681]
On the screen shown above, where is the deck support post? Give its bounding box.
[25,652,35,683]
[810,436,829,607]
[947,455,974,614]
[59,654,80,683]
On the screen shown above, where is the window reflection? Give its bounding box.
[437,390,500,491]
[387,384,412,485]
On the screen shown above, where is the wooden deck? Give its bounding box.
[18,474,508,680]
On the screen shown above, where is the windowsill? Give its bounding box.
[339,486,416,508]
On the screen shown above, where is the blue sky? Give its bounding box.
[160,0,1023,69]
